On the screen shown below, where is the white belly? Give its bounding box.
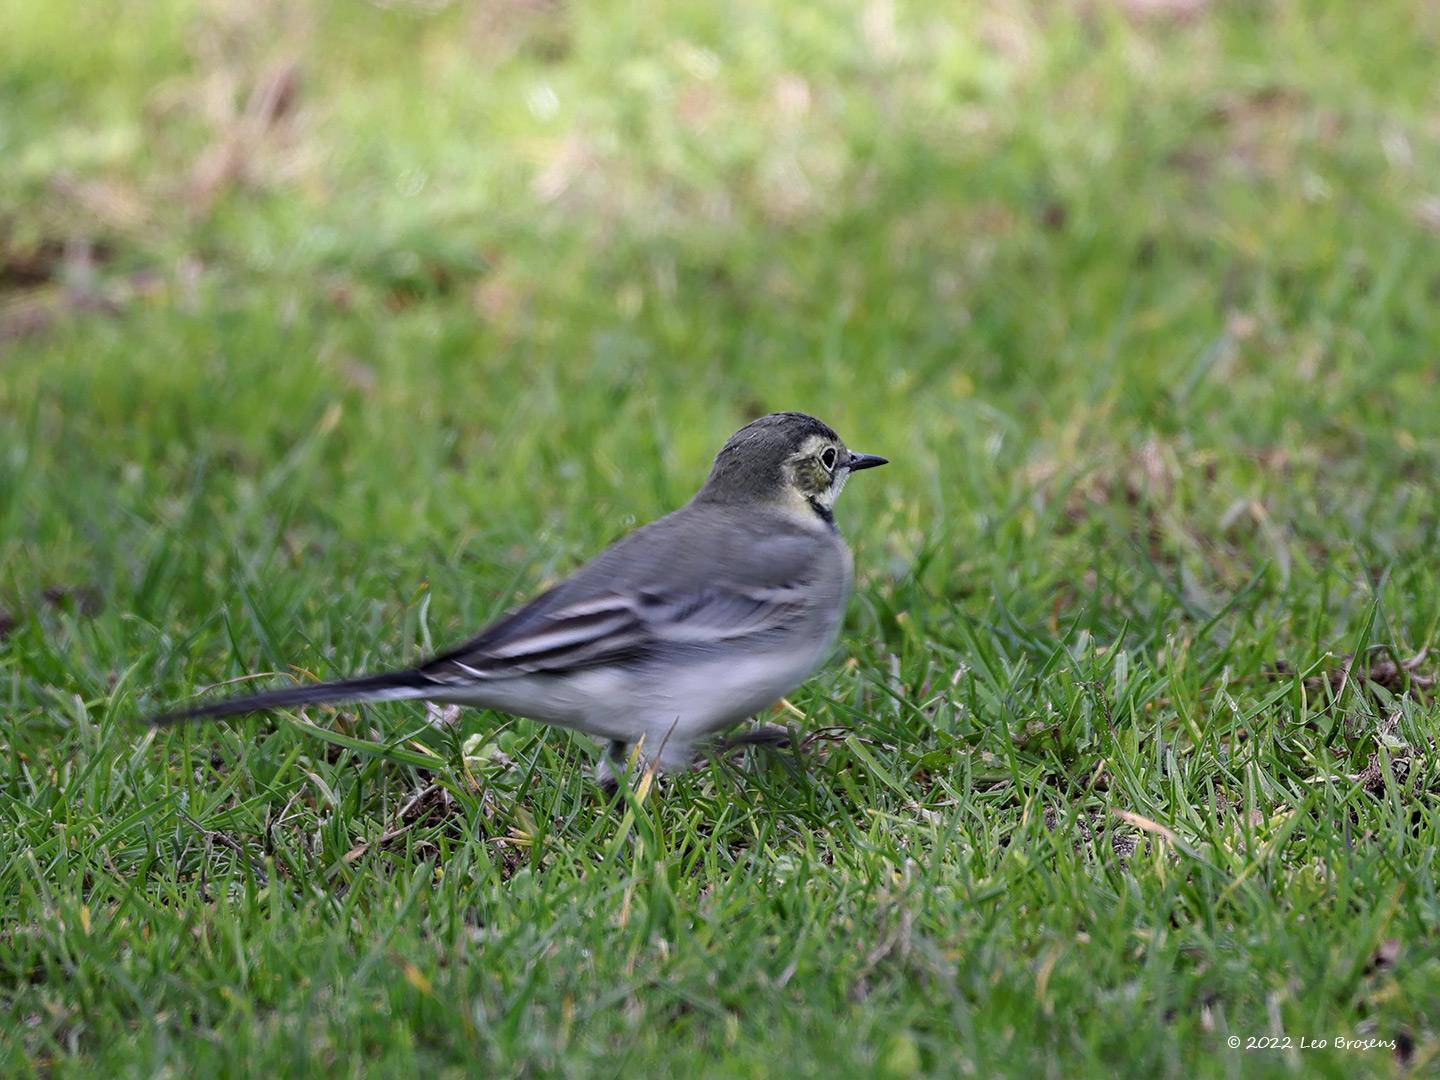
[438,633,836,746]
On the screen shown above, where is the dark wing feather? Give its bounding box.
[418,583,810,682]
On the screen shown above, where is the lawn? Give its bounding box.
[3,0,1439,1075]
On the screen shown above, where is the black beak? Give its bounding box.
[846,452,888,472]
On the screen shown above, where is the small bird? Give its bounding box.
[151,412,887,785]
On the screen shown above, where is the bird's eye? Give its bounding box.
[820,447,837,471]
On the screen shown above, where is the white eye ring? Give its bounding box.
[820,447,838,471]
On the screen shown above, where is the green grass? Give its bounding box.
[4,0,1440,1075]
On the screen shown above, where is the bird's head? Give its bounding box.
[696,412,887,523]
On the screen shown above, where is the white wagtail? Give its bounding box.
[152,412,887,785]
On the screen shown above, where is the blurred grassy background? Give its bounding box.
[3,0,1440,1075]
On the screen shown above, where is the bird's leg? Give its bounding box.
[594,739,631,793]
[596,727,698,790]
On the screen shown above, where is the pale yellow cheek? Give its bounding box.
[812,471,846,510]
[779,486,814,516]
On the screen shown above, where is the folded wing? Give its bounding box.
[418,582,810,683]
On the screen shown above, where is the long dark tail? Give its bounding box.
[149,670,433,726]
